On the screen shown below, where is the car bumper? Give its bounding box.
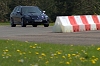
[25,19,49,25]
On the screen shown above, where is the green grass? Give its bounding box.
[0,39,100,66]
[0,22,10,25]
[49,23,54,26]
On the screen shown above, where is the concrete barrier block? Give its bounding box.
[53,15,100,33]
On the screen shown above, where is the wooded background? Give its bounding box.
[0,0,100,22]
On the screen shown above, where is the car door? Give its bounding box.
[10,6,18,23]
[16,6,22,23]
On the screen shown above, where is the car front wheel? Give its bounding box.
[21,18,26,27]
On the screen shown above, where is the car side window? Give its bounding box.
[12,7,18,12]
[17,6,21,12]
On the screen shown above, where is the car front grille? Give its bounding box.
[31,16,38,19]
[31,15,44,20]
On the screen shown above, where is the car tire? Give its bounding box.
[10,18,16,27]
[44,24,49,27]
[32,24,37,27]
[21,18,26,27]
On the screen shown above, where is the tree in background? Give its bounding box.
[0,0,100,22]
[72,0,100,15]
[0,0,10,21]
[36,0,55,22]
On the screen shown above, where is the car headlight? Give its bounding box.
[41,16,45,19]
[45,15,49,20]
[45,15,48,18]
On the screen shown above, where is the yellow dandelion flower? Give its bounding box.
[97,48,100,51]
[69,57,72,60]
[56,56,58,58]
[59,61,63,64]
[5,49,8,52]
[39,56,42,59]
[17,50,20,52]
[92,60,96,64]
[54,53,57,56]
[18,60,21,62]
[85,53,87,54]
[68,54,71,57]
[23,52,26,54]
[66,62,70,64]
[2,54,5,56]
[62,56,66,59]
[33,46,36,48]
[93,58,98,61]
[7,54,12,57]
[75,55,80,58]
[20,53,23,55]
[80,57,85,61]
[30,46,33,48]
[57,52,62,55]
[18,59,24,63]
[41,53,46,56]
[34,44,37,46]
[70,60,72,62]
[29,51,32,54]
[72,54,76,56]
[92,56,95,58]
[51,53,57,56]
[45,61,49,64]
[50,57,53,58]
[35,52,39,55]
[96,58,98,61]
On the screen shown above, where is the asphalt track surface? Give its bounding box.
[0,25,100,45]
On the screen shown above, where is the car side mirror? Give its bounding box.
[17,11,21,14]
[43,11,45,13]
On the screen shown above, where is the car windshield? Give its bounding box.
[22,6,42,14]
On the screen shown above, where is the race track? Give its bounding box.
[0,25,100,45]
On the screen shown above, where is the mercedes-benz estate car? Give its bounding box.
[10,6,49,27]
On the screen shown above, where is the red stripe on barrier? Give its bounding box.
[80,16,90,31]
[68,16,79,32]
[92,15,100,30]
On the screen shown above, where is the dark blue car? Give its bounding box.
[10,6,49,27]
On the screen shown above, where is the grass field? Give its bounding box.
[0,39,100,66]
[0,22,10,25]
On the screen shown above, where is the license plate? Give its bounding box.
[35,20,42,22]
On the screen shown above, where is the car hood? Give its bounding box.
[24,12,46,17]
[23,12,48,20]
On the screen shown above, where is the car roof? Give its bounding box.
[19,6,38,8]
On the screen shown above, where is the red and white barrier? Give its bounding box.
[53,15,100,32]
